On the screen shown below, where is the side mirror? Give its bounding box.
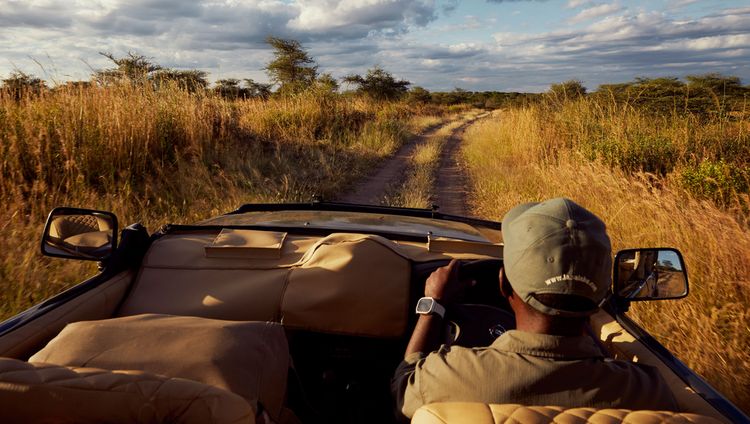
[614,248,688,301]
[41,207,118,261]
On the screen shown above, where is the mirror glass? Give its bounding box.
[42,209,116,261]
[615,248,688,301]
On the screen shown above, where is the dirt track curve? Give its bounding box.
[338,113,489,213]
[337,122,447,205]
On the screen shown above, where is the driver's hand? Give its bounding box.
[425,259,473,304]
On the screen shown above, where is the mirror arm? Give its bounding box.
[613,297,631,314]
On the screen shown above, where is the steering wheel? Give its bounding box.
[443,259,516,348]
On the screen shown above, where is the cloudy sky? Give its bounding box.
[1,0,749,92]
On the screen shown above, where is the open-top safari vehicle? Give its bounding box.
[0,201,747,423]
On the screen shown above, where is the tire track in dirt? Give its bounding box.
[338,121,454,205]
[431,113,489,216]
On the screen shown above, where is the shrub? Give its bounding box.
[680,160,749,206]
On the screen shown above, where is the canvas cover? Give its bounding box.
[0,357,254,424]
[29,314,289,421]
[118,232,418,337]
[412,403,722,424]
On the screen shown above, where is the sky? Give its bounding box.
[1,0,749,92]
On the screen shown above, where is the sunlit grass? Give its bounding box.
[462,108,750,413]
[0,85,441,319]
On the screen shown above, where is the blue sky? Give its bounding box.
[1,0,748,92]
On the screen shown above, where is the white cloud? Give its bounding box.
[568,3,623,24]
[288,0,437,35]
[566,0,593,9]
[663,34,750,51]
[668,0,699,8]
[0,0,749,91]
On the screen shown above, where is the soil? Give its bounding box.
[431,118,479,215]
[339,113,489,214]
[337,122,447,205]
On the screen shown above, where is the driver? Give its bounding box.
[392,198,677,419]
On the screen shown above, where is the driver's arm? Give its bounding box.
[392,260,469,420]
[405,259,467,356]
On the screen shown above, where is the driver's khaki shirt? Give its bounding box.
[396,330,677,418]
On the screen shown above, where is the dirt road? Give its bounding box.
[339,113,488,214]
[338,122,449,205]
[431,117,484,215]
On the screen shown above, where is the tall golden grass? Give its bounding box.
[0,84,442,319]
[463,107,750,412]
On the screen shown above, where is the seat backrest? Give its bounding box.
[412,403,724,424]
[29,314,289,422]
[0,357,254,424]
[49,215,103,239]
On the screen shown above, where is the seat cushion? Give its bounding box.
[29,314,289,421]
[0,357,253,424]
[412,403,724,424]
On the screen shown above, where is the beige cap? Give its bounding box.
[502,198,612,316]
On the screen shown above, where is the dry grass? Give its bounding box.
[462,108,750,413]
[539,99,750,214]
[0,84,441,320]
[388,110,483,208]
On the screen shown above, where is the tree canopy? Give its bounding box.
[94,52,208,92]
[547,80,587,102]
[264,37,318,95]
[1,71,47,100]
[94,52,162,85]
[152,69,209,92]
[343,66,410,100]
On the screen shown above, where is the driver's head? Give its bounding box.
[502,198,612,317]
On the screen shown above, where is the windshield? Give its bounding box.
[200,210,502,243]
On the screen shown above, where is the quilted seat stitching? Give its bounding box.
[416,404,722,424]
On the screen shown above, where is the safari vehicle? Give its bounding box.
[0,201,747,424]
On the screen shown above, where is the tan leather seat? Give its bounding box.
[29,314,290,422]
[412,403,723,424]
[0,357,254,424]
[47,215,113,254]
[49,215,103,237]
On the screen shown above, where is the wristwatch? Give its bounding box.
[415,297,445,318]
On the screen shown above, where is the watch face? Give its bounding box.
[416,297,433,314]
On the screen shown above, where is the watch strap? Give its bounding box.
[416,297,446,318]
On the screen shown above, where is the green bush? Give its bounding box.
[680,160,749,205]
[579,133,677,175]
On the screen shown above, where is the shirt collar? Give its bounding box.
[491,330,605,359]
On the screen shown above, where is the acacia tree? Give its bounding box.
[152,69,209,93]
[343,66,410,101]
[407,86,431,104]
[94,52,162,85]
[213,78,272,100]
[213,79,243,99]
[95,52,208,93]
[313,73,339,94]
[547,80,587,102]
[1,71,47,100]
[264,37,318,95]
[244,78,273,99]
